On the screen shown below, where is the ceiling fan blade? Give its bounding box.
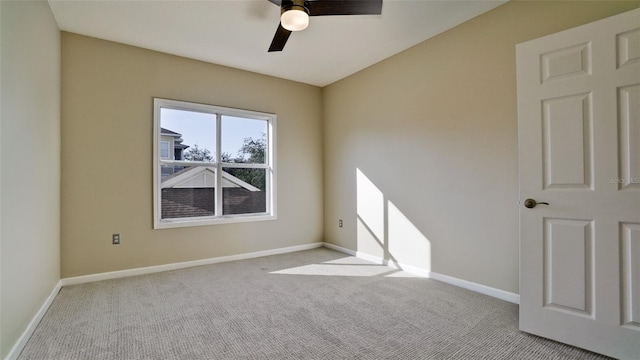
[267,0,282,6]
[268,23,292,52]
[307,0,382,16]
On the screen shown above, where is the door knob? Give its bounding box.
[524,198,549,208]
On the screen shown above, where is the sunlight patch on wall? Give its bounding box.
[356,168,385,258]
[355,167,432,274]
[388,200,431,271]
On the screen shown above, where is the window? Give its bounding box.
[160,141,171,159]
[153,98,276,229]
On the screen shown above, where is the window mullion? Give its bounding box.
[219,163,269,169]
[160,160,216,167]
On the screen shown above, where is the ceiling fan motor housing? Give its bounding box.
[281,0,310,15]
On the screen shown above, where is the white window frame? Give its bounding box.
[153,98,277,229]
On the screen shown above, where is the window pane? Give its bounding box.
[161,166,216,219]
[221,116,267,164]
[222,168,267,215]
[161,108,216,162]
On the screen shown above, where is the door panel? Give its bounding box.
[544,219,593,316]
[617,28,640,69]
[541,42,591,83]
[618,85,640,191]
[517,8,640,359]
[621,222,640,329]
[542,93,593,189]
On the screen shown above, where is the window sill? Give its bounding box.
[154,213,277,229]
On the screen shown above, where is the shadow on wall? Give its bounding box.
[356,168,432,273]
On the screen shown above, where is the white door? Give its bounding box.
[517,8,640,359]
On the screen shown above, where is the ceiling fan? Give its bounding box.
[267,0,383,52]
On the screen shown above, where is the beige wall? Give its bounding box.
[4,5,638,355]
[61,33,324,277]
[322,1,639,294]
[0,1,61,357]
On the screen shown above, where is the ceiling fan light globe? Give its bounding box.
[281,9,309,31]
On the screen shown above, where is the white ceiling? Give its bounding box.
[47,0,506,87]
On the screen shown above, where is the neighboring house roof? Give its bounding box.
[161,166,260,192]
[160,127,182,137]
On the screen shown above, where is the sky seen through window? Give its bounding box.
[161,108,266,161]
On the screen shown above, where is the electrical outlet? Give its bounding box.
[338,219,343,228]
[112,234,120,245]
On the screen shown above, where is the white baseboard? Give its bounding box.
[428,272,520,304]
[383,258,433,278]
[61,242,324,286]
[322,242,520,304]
[322,242,356,256]
[5,280,62,360]
[322,243,430,278]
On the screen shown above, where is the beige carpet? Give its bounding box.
[19,248,610,359]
